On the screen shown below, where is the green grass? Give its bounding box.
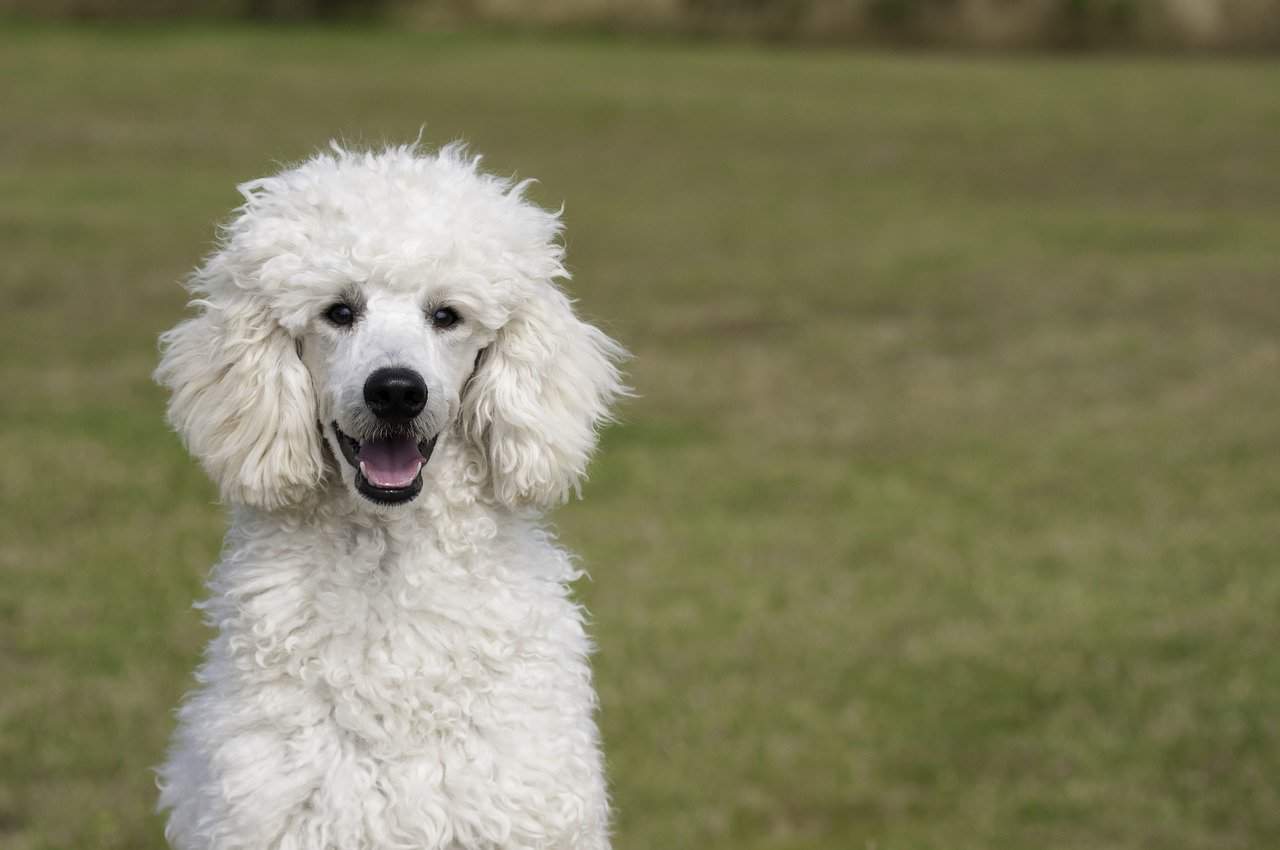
[2,23,1280,850]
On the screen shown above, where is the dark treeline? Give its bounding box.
[3,0,1278,49]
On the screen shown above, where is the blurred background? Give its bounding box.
[2,2,1279,849]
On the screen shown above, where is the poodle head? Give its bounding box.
[156,143,625,512]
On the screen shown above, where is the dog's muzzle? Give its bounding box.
[327,367,440,505]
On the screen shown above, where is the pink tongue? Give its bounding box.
[358,436,424,488]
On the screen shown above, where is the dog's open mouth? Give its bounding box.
[333,422,439,505]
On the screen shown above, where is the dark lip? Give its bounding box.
[332,421,439,506]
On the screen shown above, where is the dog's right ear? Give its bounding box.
[155,260,325,511]
[460,280,627,510]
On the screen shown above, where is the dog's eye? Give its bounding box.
[430,306,460,329]
[324,303,356,327]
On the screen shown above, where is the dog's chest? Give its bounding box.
[234,530,592,744]
[209,526,606,847]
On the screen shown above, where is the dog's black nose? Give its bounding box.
[364,367,427,422]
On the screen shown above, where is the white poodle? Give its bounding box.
[154,143,626,850]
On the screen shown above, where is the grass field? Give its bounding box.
[2,23,1279,850]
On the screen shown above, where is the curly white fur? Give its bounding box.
[154,143,626,850]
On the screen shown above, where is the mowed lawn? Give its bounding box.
[2,23,1280,850]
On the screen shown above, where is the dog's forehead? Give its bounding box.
[359,285,442,316]
[241,151,559,264]
[223,148,566,334]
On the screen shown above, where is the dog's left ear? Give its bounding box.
[461,281,627,509]
[155,259,326,510]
